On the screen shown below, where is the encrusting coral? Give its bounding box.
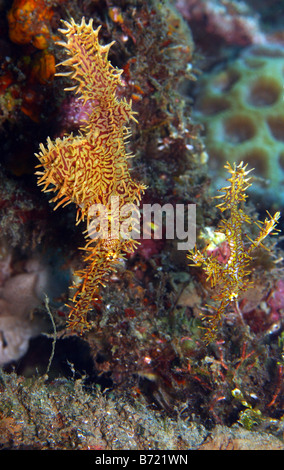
[193,44,284,205]
[188,161,280,343]
[35,18,146,332]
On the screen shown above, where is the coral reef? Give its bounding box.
[193,44,284,206]
[0,371,208,450]
[1,369,284,449]
[198,424,284,450]
[0,0,283,451]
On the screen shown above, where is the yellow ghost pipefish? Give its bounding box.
[188,161,280,343]
[35,18,147,332]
